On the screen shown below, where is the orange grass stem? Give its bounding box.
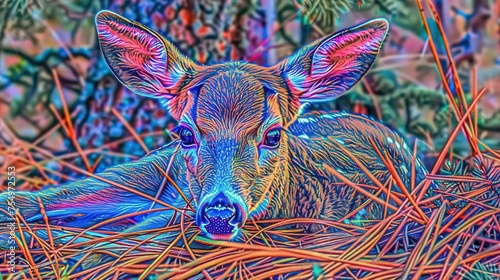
[110,107,149,153]
[138,233,184,280]
[152,157,195,211]
[14,212,43,279]
[37,197,60,279]
[430,87,487,175]
[415,0,479,155]
[443,217,494,279]
[52,69,92,171]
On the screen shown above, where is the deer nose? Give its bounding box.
[197,192,245,239]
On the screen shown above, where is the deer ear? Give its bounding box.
[95,10,195,100]
[273,19,389,102]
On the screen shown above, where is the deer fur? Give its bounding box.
[0,11,435,241]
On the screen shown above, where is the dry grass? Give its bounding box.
[1,0,500,279]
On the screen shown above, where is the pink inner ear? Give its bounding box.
[295,20,388,100]
[96,12,175,97]
[312,20,388,78]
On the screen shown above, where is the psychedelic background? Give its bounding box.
[1,0,500,279]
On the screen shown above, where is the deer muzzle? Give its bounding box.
[196,192,247,240]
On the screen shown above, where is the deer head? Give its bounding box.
[95,10,389,240]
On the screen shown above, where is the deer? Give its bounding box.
[0,11,436,242]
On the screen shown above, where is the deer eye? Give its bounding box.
[262,128,281,148]
[178,127,196,147]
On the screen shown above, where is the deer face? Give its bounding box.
[95,10,389,240]
[175,65,290,240]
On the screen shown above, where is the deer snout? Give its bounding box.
[196,192,247,240]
